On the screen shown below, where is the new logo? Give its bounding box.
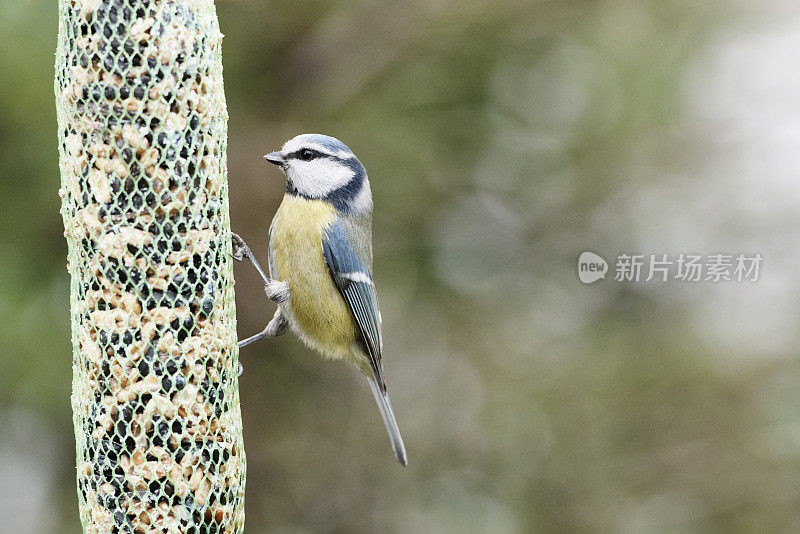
[578,251,608,284]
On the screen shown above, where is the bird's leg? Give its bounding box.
[238,313,289,348]
[231,232,290,304]
[231,232,270,284]
[264,280,290,304]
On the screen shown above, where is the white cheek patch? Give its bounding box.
[286,159,355,198]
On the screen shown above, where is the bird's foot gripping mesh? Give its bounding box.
[55,0,245,532]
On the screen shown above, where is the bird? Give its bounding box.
[232,133,407,466]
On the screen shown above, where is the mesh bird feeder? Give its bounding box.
[55,0,245,531]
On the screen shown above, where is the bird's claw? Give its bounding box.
[231,232,247,262]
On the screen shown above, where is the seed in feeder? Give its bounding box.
[174,375,186,391]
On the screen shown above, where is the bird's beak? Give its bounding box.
[263,152,285,166]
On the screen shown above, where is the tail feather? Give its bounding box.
[367,377,408,466]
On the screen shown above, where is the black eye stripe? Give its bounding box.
[285,148,360,165]
[288,148,324,161]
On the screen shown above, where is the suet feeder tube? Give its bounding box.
[55,0,245,531]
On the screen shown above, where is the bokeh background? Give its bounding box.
[3,0,800,532]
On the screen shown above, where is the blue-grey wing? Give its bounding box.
[322,219,385,391]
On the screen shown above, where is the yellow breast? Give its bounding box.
[269,195,357,359]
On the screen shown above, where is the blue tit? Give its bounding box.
[233,134,407,466]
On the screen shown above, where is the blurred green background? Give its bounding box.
[3,0,800,532]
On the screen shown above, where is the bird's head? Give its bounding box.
[264,134,372,213]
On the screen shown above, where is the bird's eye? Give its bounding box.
[298,148,315,161]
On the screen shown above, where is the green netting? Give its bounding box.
[55,0,245,532]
